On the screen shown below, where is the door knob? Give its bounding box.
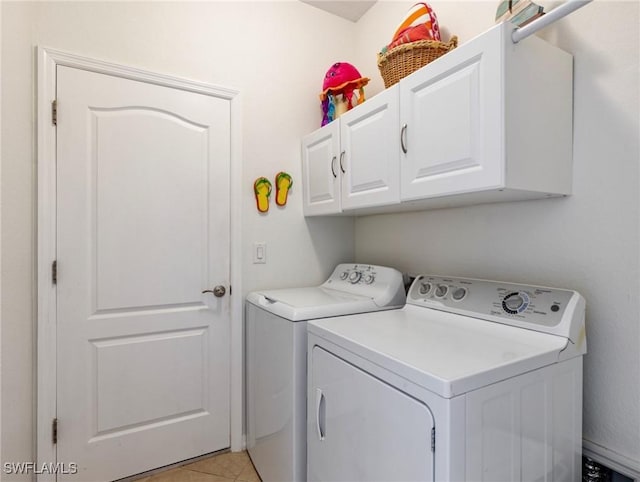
[202,285,226,297]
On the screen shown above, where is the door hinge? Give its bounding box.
[52,260,57,285]
[52,418,58,444]
[431,427,435,452]
[51,100,57,126]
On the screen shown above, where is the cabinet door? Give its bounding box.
[400,26,503,201]
[340,86,400,210]
[302,122,341,215]
[308,346,434,482]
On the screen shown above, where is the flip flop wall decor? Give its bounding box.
[275,172,293,207]
[254,177,272,213]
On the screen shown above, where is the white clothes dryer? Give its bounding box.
[245,264,406,482]
[307,274,586,482]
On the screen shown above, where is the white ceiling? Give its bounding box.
[300,1,377,22]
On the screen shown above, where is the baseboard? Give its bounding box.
[584,439,640,481]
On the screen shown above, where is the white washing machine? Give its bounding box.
[307,274,586,482]
[245,264,406,482]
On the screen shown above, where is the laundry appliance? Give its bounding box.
[307,274,586,482]
[246,264,406,482]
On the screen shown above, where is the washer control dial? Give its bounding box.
[419,282,432,295]
[502,291,530,314]
[349,271,362,284]
[452,287,467,301]
[435,284,448,298]
[340,271,349,280]
[364,274,375,284]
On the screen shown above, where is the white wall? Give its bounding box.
[1,1,356,474]
[1,2,37,475]
[0,0,3,469]
[354,0,640,472]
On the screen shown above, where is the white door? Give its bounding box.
[301,121,341,216]
[56,66,231,481]
[400,25,503,200]
[308,347,435,482]
[340,85,400,210]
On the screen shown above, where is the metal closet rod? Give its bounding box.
[511,0,593,43]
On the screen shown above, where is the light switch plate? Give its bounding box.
[253,242,266,264]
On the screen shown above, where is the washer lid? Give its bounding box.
[246,263,406,321]
[246,287,383,321]
[308,304,570,398]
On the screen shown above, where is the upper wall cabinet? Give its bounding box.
[302,22,573,216]
[340,86,400,210]
[302,86,400,216]
[400,26,503,201]
[302,120,341,216]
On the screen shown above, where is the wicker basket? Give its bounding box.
[377,36,458,88]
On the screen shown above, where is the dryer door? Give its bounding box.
[308,346,435,482]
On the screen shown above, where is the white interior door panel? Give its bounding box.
[56,65,231,481]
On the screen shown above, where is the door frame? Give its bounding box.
[36,47,244,478]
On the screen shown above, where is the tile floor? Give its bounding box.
[135,451,261,482]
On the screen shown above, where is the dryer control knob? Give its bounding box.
[340,271,349,280]
[349,271,362,284]
[435,284,448,298]
[364,274,375,284]
[502,292,527,314]
[452,287,467,301]
[419,282,432,295]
